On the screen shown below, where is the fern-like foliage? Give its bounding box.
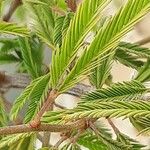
[0,21,29,36]
[0,53,20,64]
[118,42,150,58]
[57,0,150,92]
[0,38,21,64]
[53,13,73,47]
[10,74,50,121]
[27,2,55,49]
[115,49,144,69]
[82,80,147,101]
[78,123,111,150]
[116,132,145,150]
[135,59,150,83]
[50,0,110,88]
[130,117,150,135]
[24,75,50,123]
[0,133,35,149]
[0,97,7,127]
[60,143,81,150]
[42,100,150,124]
[64,101,150,120]
[89,51,114,88]
[0,38,19,53]
[18,37,43,79]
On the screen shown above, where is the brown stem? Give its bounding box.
[3,0,22,22]
[66,0,77,12]
[42,99,54,147]
[0,120,85,135]
[89,122,100,136]
[107,118,120,135]
[70,129,84,143]
[30,90,59,128]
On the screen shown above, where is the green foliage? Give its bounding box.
[118,42,150,58]
[64,101,150,120]
[18,37,43,79]
[24,74,50,123]
[0,38,19,53]
[27,3,55,49]
[0,21,29,36]
[0,97,7,127]
[115,49,144,69]
[60,143,81,150]
[0,53,20,64]
[10,74,50,121]
[50,0,110,89]
[1,0,150,149]
[114,42,150,69]
[130,117,150,135]
[82,80,147,101]
[116,132,145,150]
[53,13,73,47]
[56,0,150,92]
[78,132,108,150]
[89,51,114,88]
[135,59,150,82]
[0,133,35,149]
[78,123,111,150]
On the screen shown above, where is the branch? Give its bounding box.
[66,0,77,12]
[107,118,120,135]
[3,0,22,22]
[0,120,85,135]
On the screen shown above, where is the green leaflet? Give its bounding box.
[116,132,145,150]
[115,49,144,69]
[50,0,111,88]
[54,13,73,47]
[90,51,114,88]
[0,21,29,36]
[28,3,55,49]
[65,101,150,120]
[0,133,35,150]
[78,124,111,150]
[114,42,150,69]
[24,75,50,123]
[135,59,150,82]
[19,37,43,79]
[10,74,50,120]
[118,42,150,58]
[130,117,150,135]
[58,0,150,92]
[0,96,7,127]
[0,54,20,64]
[0,38,19,53]
[81,80,147,102]
[60,143,81,150]
[78,133,108,150]
[53,16,65,47]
